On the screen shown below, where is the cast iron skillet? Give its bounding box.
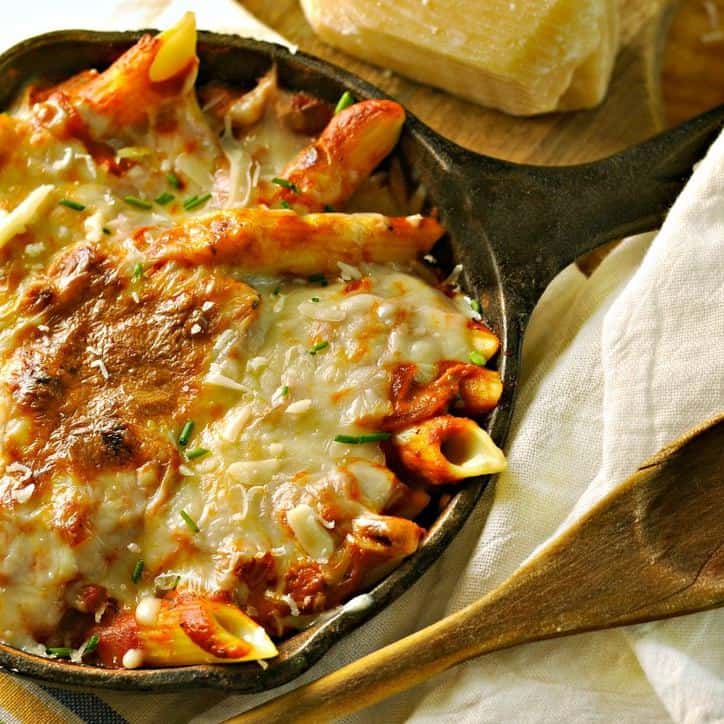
[0,30,722,693]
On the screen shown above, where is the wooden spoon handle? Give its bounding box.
[229,414,724,724]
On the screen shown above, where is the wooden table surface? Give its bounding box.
[241,0,724,164]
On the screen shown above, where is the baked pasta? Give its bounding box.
[0,14,506,669]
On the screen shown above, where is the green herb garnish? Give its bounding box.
[271,177,300,194]
[333,432,391,444]
[272,285,282,296]
[102,226,112,235]
[83,634,100,655]
[185,447,209,460]
[155,191,175,206]
[59,199,86,211]
[167,172,182,189]
[334,91,355,114]
[280,200,292,210]
[178,420,194,447]
[311,297,320,303]
[308,340,329,355]
[46,647,73,658]
[280,385,289,396]
[180,510,200,533]
[469,350,487,366]
[469,299,481,314]
[183,192,211,211]
[308,273,328,287]
[124,195,153,210]
[132,559,144,584]
[132,262,144,282]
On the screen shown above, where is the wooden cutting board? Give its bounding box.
[241,0,724,165]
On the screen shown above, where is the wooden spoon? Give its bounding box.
[230,413,724,724]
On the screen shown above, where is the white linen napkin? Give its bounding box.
[1,3,722,723]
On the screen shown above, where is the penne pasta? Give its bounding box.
[351,513,424,558]
[458,367,504,416]
[470,321,501,361]
[382,361,502,431]
[97,594,277,667]
[393,415,507,484]
[201,68,278,130]
[147,208,444,274]
[256,100,406,212]
[149,12,198,83]
[36,14,198,129]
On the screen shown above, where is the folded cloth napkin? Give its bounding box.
[0,3,722,723]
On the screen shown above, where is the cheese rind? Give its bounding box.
[300,0,620,116]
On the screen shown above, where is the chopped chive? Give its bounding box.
[271,285,281,296]
[102,226,112,235]
[308,273,328,287]
[334,91,355,114]
[280,385,289,396]
[279,200,292,210]
[155,191,175,206]
[469,350,487,366]
[172,575,180,589]
[59,199,86,211]
[323,204,336,212]
[83,634,100,655]
[469,299,481,314]
[311,297,320,303]
[185,447,209,460]
[132,559,144,584]
[334,432,391,444]
[167,172,182,189]
[46,647,73,658]
[180,509,200,533]
[308,340,329,355]
[271,177,300,194]
[183,192,211,211]
[132,262,144,282]
[178,420,194,447]
[124,195,153,210]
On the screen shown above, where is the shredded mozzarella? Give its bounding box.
[0,185,55,248]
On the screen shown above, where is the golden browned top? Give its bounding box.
[5,244,259,485]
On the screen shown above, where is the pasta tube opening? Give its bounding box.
[394,415,506,484]
[98,595,278,667]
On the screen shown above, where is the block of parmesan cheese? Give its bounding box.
[300,0,620,116]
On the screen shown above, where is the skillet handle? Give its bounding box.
[456,104,724,315]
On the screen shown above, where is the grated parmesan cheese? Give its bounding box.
[0,185,55,248]
[285,399,312,415]
[6,462,32,481]
[90,359,110,380]
[122,648,144,669]
[286,504,335,562]
[337,260,362,280]
[12,484,35,504]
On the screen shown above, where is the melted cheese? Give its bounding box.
[0,60,494,657]
[0,185,55,248]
